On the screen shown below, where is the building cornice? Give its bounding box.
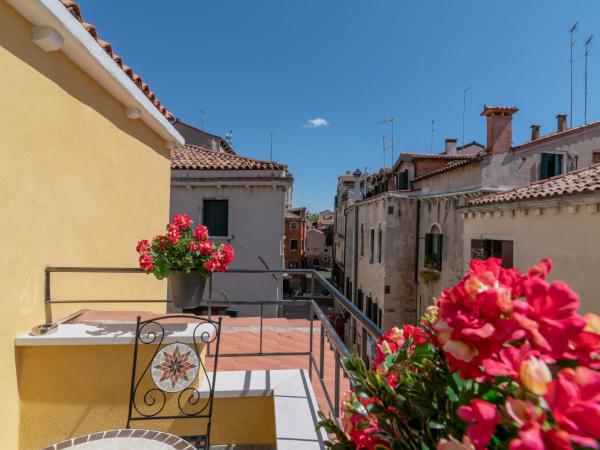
[7,0,184,147]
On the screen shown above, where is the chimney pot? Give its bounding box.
[444,138,458,155]
[481,105,519,154]
[556,114,568,133]
[530,124,541,140]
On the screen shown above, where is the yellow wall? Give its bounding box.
[463,204,600,313]
[18,345,276,450]
[0,2,173,447]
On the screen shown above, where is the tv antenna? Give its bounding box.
[198,110,205,128]
[569,23,578,127]
[376,117,394,166]
[224,130,233,145]
[430,120,435,152]
[462,85,471,145]
[584,34,593,124]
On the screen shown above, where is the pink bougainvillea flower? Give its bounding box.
[520,356,552,395]
[220,244,235,264]
[341,394,389,450]
[545,366,600,449]
[456,399,500,450]
[513,278,586,360]
[373,325,428,369]
[193,224,208,241]
[482,343,538,380]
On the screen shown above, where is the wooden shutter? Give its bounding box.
[203,200,228,236]
[501,240,514,268]
[555,154,564,176]
[435,234,443,270]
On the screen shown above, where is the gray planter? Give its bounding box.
[168,271,207,310]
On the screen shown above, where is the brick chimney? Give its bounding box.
[530,124,541,141]
[556,114,568,133]
[481,105,519,154]
[444,138,458,155]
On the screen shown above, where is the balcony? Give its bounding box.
[16,268,382,450]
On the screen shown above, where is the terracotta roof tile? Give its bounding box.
[171,144,287,171]
[59,0,175,122]
[401,153,478,161]
[411,155,484,182]
[512,121,600,151]
[468,163,600,206]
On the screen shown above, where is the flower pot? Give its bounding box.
[168,271,207,310]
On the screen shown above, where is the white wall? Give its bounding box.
[170,178,288,316]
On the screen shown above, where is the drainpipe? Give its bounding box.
[414,199,421,323]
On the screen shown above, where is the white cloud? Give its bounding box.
[303,118,330,128]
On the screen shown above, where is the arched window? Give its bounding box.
[377,224,383,263]
[424,224,443,271]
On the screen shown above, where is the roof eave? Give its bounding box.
[7,0,184,146]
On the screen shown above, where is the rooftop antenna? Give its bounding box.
[430,120,435,152]
[584,34,593,124]
[270,131,274,161]
[462,86,471,145]
[376,117,394,166]
[198,109,205,128]
[224,130,233,145]
[569,23,578,127]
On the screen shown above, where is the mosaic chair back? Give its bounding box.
[126,314,223,450]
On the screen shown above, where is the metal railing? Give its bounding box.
[43,266,383,420]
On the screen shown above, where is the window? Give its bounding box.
[290,239,298,251]
[357,289,364,312]
[203,199,228,237]
[360,224,364,256]
[366,297,373,321]
[388,206,394,215]
[397,170,409,190]
[290,222,298,230]
[377,307,382,328]
[593,152,600,164]
[424,224,443,271]
[384,285,390,294]
[377,225,383,263]
[540,153,563,180]
[471,239,514,268]
[313,258,320,266]
[369,229,375,263]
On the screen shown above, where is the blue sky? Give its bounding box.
[78,0,600,212]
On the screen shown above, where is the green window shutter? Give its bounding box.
[540,153,549,179]
[555,154,564,176]
[424,234,433,268]
[435,234,443,271]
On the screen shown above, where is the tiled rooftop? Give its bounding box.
[411,155,483,182]
[401,153,478,161]
[468,163,600,206]
[171,144,287,171]
[60,0,174,122]
[512,120,600,151]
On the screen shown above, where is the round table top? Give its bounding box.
[42,429,196,450]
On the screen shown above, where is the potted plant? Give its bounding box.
[136,214,234,310]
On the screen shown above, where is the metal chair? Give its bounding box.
[126,314,222,449]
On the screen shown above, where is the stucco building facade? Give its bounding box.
[1,1,183,447]
[170,134,293,316]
